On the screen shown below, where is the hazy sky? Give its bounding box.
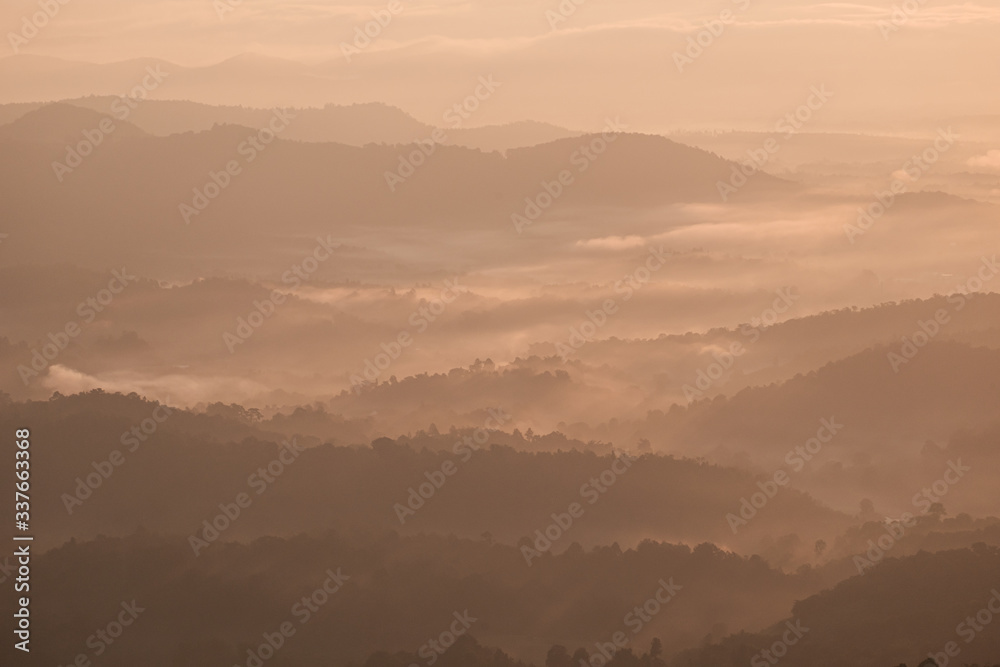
[3,0,999,65]
[3,0,999,130]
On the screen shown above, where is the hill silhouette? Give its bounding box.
[673,545,1000,667]
[0,102,147,144]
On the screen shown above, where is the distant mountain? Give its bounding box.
[0,54,307,106]
[0,102,147,144]
[0,54,583,150]
[0,98,580,150]
[651,340,1000,458]
[667,130,991,167]
[0,391,849,553]
[0,54,177,103]
[449,121,581,152]
[554,292,1000,426]
[0,100,39,127]
[0,116,791,273]
[587,339,1000,520]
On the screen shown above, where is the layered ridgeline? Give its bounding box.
[0,104,789,275]
[2,260,999,424]
[14,531,1000,667]
[0,392,850,556]
[675,546,1000,667]
[0,97,580,151]
[9,531,815,667]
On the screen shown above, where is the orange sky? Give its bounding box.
[2,0,999,131]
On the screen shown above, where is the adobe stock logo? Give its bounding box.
[180,108,296,224]
[520,452,636,566]
[878,0,929,39]
[725,417,844,534]
[750,620,809,667]
[52,66,169,182]
[17,268,136,386]
[717,87,832,202]
[853,459,970,574]
[511,117,628,234]
[581,577,682,667]
[672,0,752,73]
[7,0,71,54]
[844,128,957,243]
[393,408,512,524]
[545,0,589,30]
[886,255,998,372]
[340,1,404,62]
[384,76,501,192]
